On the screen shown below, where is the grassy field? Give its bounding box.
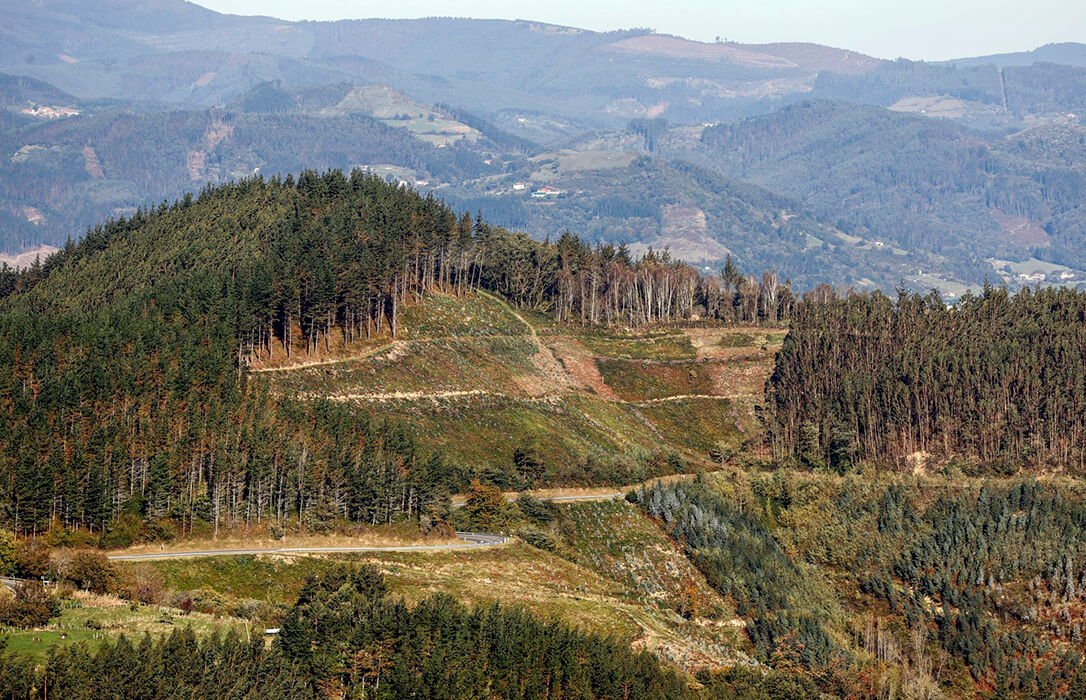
[399,292,527,339]
[0,591,244,662]
[130,531,753,672]
[129,555,335,605]
[528,150,638,181]
[717,331,784,348]
[597,359,715,400]
[573,331,697,360]
[373,393,670,472]
[327,85,481,146]
[636,398,743,455]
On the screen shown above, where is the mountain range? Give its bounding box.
[2,0,1086,292]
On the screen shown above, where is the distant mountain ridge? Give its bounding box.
[2,0,1085,291]
[947,42,1086,69]
[673,100,1086,286]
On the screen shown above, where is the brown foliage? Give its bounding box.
[58,550,115,594]
[464,480,506,530]
[0,580,61,628]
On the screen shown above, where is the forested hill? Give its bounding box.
[1,171,468,536]
[768,285,1086,473]
[0,169,787,537]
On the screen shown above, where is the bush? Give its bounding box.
[170,589,227,615]
[0,532,15,576]
[60,550,115,593]
[112,564,163,605]
[515,494,557,525]
[13,539,52,579]
[0,580,61,628]
[516,527,557,552]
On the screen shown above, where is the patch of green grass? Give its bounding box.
[577,333,696,360]
[636,398,742,455]
[345,391,735,476]
[133,555,331,605]
[717,331,786,349]
[1,595,242,662]
[330,86,478,146]
[530,150,637,177]
[400,292,525,339]
[718,332,757,348]
[374,394,663,474]
[352,544,636,632]
[596,359,713,401]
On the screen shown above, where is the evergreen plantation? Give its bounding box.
[769,286,1086,472]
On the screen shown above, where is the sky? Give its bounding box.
[192,0,1086,61]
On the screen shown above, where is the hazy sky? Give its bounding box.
[192,0,1086,61]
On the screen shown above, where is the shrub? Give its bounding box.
[515,494,557,525]
[516,527,557,552]
[0,580,61,628]
[0,531,15,576]
[13,539,52,579]
[61,550,115,593]
[112,564,163,605]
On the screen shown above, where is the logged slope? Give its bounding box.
[259,289,779,479]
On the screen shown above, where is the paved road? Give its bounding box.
[106,532,509,561]
[104,490,632,561]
